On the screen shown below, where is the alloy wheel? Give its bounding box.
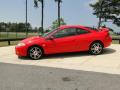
[90,42,103,55]
[29,46,43,60]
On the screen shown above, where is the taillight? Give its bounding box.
[105,32,111,40]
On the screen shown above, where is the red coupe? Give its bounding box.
[15,25,112,60]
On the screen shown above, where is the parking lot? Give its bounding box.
[0,44,120,75]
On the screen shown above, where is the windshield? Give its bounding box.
[41,29,57,38]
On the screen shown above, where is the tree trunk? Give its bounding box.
[41,1,44,33]
[58,2,60,27]
[98,17,102,28]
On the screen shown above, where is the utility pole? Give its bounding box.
[26,0,28,37]
[41,0,44,34]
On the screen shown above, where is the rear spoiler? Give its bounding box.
[98,28,109,32]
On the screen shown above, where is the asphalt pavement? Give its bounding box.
[0,62,120,90]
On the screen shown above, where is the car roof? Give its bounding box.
[59,25,85,29]
[58,25,97,32]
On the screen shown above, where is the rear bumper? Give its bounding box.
[104,36,112,47]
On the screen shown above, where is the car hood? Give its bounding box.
[21,36,44,44]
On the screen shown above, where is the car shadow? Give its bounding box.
[19,48,116,60]
[102,48,116,55]
[43,48,116,59]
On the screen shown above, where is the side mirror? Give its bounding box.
[46,36,54,40]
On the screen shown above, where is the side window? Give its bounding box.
[77,28,90,35]
[53,28,77,38]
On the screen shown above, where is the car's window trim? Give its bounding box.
[52,28,78,39]
[47,27,91,39]
[42,28,59,38]
[76,28,91,35]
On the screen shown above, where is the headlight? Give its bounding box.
[17,42,26,47]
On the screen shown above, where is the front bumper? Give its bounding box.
[15,46,28,57]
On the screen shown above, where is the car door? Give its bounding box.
[45,28,78,54]
[75,28,93,51]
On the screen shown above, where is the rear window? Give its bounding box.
[77,28,90,34]
[86,27,98,31]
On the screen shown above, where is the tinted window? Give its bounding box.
[86,27,98,31]
[42,29,58,37]
[77,28,90,34]
[53,28,77,38]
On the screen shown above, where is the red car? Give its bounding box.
[15,25,112,60]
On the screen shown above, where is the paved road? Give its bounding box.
[0,44,120,74]
[0,63,120,90]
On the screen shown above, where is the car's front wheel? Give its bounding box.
[28,46,43,60]
[89,42,103,55]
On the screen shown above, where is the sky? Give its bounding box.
[0,0,119,32]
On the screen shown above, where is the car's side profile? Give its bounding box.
[15,25,112,60]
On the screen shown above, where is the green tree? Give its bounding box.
[55,0,62,27]
[34,0,44,33]
[51,18,66,29]
[0,22,6,32]
[9,23,17,32]
[90,0,120,28]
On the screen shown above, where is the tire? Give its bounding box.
[28,46,43,60]
[89,42,103,55]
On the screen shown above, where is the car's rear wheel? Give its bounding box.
[28,46,43,60]
[89,42,103,55]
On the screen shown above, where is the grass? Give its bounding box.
[0,41,19,47]
[112,40,120,44]
[0,40,119,47]
[0,32,39,47]
[0,32,120,47]
[0,32,39,39]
